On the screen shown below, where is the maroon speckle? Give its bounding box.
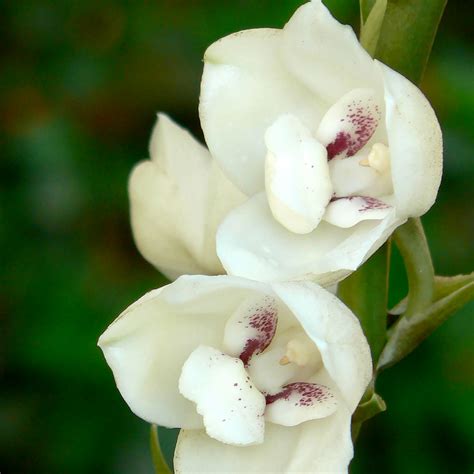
[238,297,278,366]
[240,340,262,367]
[326,99,381,160]
[327,132,350,160]
[265,382,334,407]
[358,196,389,211]
[331,195,390,212]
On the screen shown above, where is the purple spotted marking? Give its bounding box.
[265,382,334,407]
[327,99,381,160]
[327,132,351,160]
[331,195,390,212]
[239,297,278,366]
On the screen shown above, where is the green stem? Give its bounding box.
[338,242,390,363]
[374,0,447,84]
[393,218,435,318]
[378,279,474,371]
[150,425,172,474]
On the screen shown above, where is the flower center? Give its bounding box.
[179,295,338,445]
[359,143,390,173]
[279,337,317,367]
[263,88,394,235]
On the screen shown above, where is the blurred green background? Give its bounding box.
[1,0,472,472]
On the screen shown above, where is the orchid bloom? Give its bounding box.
[200,0,443,284]
[99,275,372,473]
[129,114,244,280]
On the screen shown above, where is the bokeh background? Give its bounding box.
[1,0,473,472]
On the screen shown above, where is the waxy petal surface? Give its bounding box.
[223,294,278,366]
[379,61,443,217]
[179,345,266,446]
[130,114,244,280]
[317,88,382,159]
[324,196,393,228]
[217,193,402,284]
[265,382,338,426]
[282,1,383,105]
[272,282,373,412]
[175,406,354,473]
[265,115,332,234]
[201,29,324,196]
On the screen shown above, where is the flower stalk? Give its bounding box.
[150,425,172,474]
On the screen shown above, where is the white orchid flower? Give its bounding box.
[129,114,244,280]
[201,0,443,284]
[99,275,372,473]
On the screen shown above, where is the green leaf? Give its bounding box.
[389,273,474,317]
[377,278,474,371]
[338,242,390,363]
[393,218,435,319]
[374,0,447,83]
[434,273,474,300]
[360,0,388,56]
[150,424,172,474]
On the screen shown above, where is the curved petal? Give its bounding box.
[323,196,393,228]
[316,88,382,159]
[98,275,268,429]
[272,282,372,412]
[265,115,332,234]
[216,193,403,284]
[129,114,244,280]
[378,61,443,217]
[223,294,278,366]
[265,382,338,426]
[179,345,266,446]
[175,405,353,473]
[282,1,383,105]
[200,29,325,195]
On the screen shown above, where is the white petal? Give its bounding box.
[378,61,443,217]
[265,382,338,426]
[129,114,244,280]
[272,281,373,412]
[329,154,393,198]
[97,275,268,429]
[216,193,403,284]
[282,1,383,105]
[223,294,278,366]
[200,29,325,195]
[323,196,393,228]
[175,406,354,473]
[179,345,265,446]
[265,115,332,234]
[316,88,382,159]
